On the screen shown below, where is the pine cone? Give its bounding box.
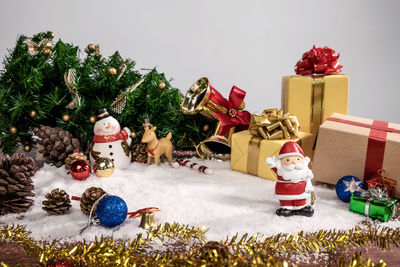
[33,125,81,168]
[42,188,71,215]
[0,154,36,215]
[199,241,229,259]
[130,143,148,163]
[80,187,106,215]
[65,152,88,170]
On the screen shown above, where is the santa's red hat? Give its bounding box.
[278,141,305,159]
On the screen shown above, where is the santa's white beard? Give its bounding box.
[276,159,311,183]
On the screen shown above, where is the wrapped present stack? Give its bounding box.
[230,46,349,182]
[229,45,400,207]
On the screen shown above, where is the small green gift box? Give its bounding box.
[350,196,398,222]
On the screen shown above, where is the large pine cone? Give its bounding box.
[0,154,36,215]
[33,125,81,168]
[42,188,71,215]
[130,143,148,163]
[80,187,106,215]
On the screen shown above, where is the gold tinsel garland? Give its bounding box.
[0,222,393,266]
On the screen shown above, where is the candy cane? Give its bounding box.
[172,159,213,175]
[172,150,199,159]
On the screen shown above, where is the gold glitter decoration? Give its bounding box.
[0,223,393,266]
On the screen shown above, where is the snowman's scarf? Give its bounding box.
[93,129,129,143]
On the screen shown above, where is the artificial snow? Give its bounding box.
[1,159,399,242]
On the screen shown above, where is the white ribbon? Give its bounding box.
[364,201,370,217]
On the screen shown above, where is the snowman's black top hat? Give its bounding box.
[96,108,111,121]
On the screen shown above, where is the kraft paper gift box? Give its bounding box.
[281,75,349,144]
[230,130,313,180]
[312,113,400,197]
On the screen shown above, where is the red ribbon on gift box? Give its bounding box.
[327,117,400,179]
[295,45,343,75]
[211,86,251,136]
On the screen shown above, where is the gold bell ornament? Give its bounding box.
[195,134,231,161]
[181,77,251,160]
[127,207,160,230]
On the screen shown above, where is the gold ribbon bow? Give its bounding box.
[248,108,299,140]
[64,69,81,109]
[25,38,53,55]
[110,78,145,114]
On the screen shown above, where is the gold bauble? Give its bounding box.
[88,44,96,51]
[29,110,37,118]
[93,157,115,177]
[45,42,53,49]
[131,132,137,139]
[50,32,55,38]
[62,114,70,122]
[89,116,96,124]
[10,127,17,134]
[158,81,166,90]
[108,67,117,76]
[42,48,52,56]
[23,145,31,152]
[202,124,209,132]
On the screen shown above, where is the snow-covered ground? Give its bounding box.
[1,159,399,242]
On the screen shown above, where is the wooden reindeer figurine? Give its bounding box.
[140,120,173,166]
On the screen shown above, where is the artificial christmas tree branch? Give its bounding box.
[0,31,214,156]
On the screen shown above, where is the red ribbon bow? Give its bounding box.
[92,129,129,143]
[211,86,251,136]
[295,45,342,75]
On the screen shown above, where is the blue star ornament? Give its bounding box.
[336,176,364,202]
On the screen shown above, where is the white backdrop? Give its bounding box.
[1,0,399,123]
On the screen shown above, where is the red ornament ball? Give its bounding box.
[70,159,91,180]
[49,259,75,267]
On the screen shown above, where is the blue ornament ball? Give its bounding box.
[335,175,363,202]
[96,195,128,227]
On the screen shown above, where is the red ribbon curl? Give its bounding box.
[211,86,251,136]
[295,45,342,75]
[126,207,160,218]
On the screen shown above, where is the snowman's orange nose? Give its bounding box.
[106,124,111,129]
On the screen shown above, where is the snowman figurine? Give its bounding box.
[90,108,132,169]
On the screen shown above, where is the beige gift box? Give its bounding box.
[312,113,400,197]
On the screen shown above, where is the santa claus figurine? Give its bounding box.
[266,141,315,217]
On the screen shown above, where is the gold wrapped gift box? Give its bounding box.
[282,74,349,144]
[231,109,313,180]
[231,131,313,180]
